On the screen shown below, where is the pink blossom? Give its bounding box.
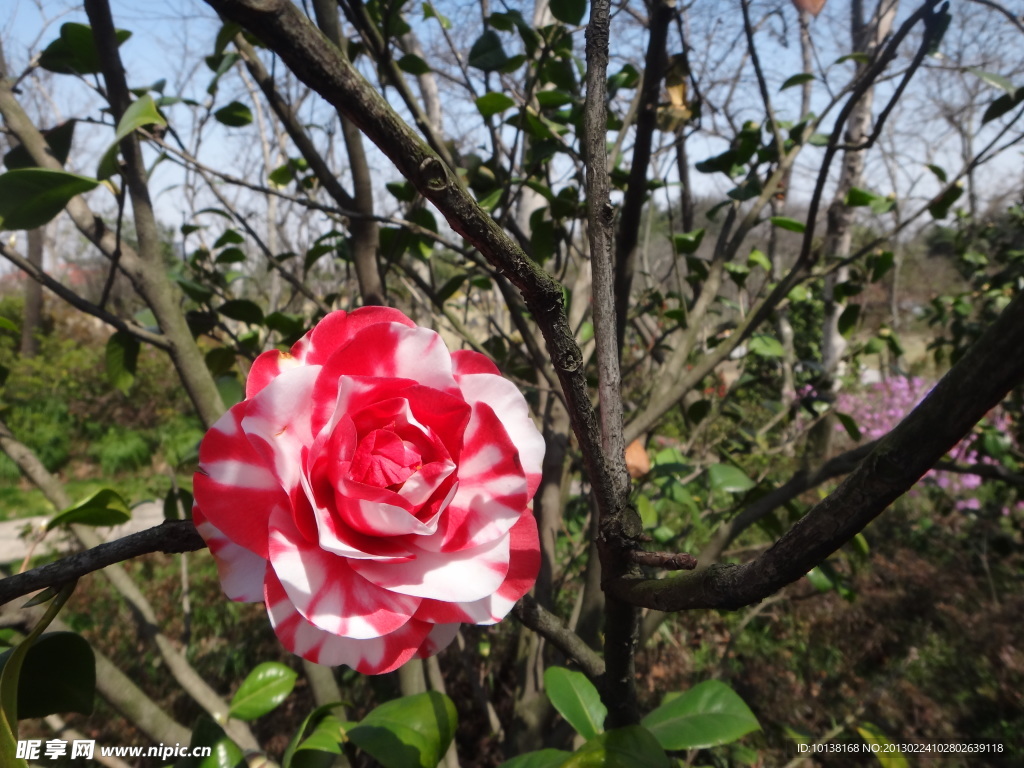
[193,308,544,673]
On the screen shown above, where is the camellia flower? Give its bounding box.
[193,307,543,674]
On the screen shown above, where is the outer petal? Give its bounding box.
[415,511,540,625]
[195,403,284,559]
[268,505,420,638]
[349,532,510,602]
[265,571,430,674]
[317,323,458,395]
[241,365,320,493]
[246,349,304,399]
[193,507,266,603]
[455,372,545,498]
[298,307,417,367]
[451,349,501,376]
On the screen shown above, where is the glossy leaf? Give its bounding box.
[282,703,348,768]
[214,101,254,127]
[47,488,131,531]
[544,667,606,740]
[38,23,131,75]
[228,662,297,721]
[748,333,784,358]
[768,216,806,233]
[217,299,264,325]
[397,54,431,75]
[0,169,99,231]
[476,92,516,118]
[838,303,861,337]
[347,691,457,768]
[671,229,705,255]
[175,716,245,768]
[836,412,862,441]
[0,633,94,719]
[3,121,76,170]
[105,330,140,395]
[468,31,509,72]
[641,680,760,750]
[780,73,815,90]
[115,94,167,143]
[562,726,670,768]
[707,464,755,494]
[550,0,587,26]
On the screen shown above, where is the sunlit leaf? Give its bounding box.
[0,169,99,231]
[48,488,131,531]
[348,691,457,768]
[544,667,606,740]
[228,662,297,721]
[105,330,140,395]
[641,680,760,750]
[707,464,755,494]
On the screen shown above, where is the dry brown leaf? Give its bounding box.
[625,439,651,478]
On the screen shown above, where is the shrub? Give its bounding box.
[90,427,153,475]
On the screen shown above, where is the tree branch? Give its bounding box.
[608,287,1024,611]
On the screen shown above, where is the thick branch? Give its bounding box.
[608,288,1024,611]
[0,522,206,607]
[513,595,606,684]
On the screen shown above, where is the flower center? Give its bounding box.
[348,425,421,490]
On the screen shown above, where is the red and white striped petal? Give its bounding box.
[196,404,283,559]
[299,308,417,367]
[268,506,420,638]
[415,511,540,625]
[455,372,545,498]
[265,572,430,674]
[317,323,459,395]
[193,508,266,602]
[350,532,510,602]
[451,349,501,377]
[241,366,320,493]
[246,350,304,399]
[434,402,527,552]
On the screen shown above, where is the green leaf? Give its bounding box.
[544,667,606,740]
[857,722,908,767]
[641,680,761,750]
[835,52,871,66]
[468,30,509,72]
[163,487,194,521]
[0,582,75,766]
[282,703,347,768]
[217,299,264,325]
[228,662,297,721]
[550,0,587,25]
[114,93,167,143]
[48,488,131,531]
[747,249,771,271]
[836,412,862,441]
[768,216,806,233]
[562,726,670,768]
[38,23,131,75]
[928,182,963,219]
[476,92,516,118]
[670,229,705,255]
[214,101,253,127]
[925,163,947,183]
[981,90,1024,124]
[175,716,245,768]
[4,120,76,170]
[0,633,94,719]
[0,317,16,332]
[105,330,140,395]
[0,169,99,231]
[347,691,457,768]
[748,333,784,358]
[397,54,431,75]
[780,73,815,90]
[966,67,1017,95]
[497,749,571,768]
[838,303,861,337]
[707,464,755,495]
